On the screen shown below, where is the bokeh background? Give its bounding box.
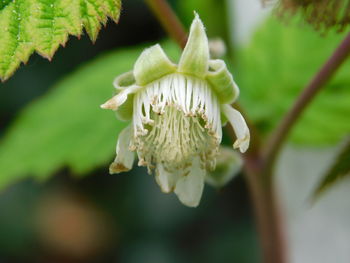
[0,0,349,262]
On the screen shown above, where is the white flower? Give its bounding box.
[101,14,250,207]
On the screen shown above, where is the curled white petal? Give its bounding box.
[222,104,250,153]
[174,157,205,207]
[155,164,179,193]
[109,125,135,174]
[100,85,141,110]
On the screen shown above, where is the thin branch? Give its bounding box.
[144,0,188,48]
[264,31,350,173]
[244,162,287,263]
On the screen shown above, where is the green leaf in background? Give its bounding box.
[0,0,121,81]
[237,17,350,145]
[312,139,350,200]
[0,41,180,190]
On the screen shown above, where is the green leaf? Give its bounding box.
[312,139,350,200]
[0,41,180,190]
[237,17,350,145]
[0,0,121,81]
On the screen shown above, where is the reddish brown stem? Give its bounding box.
[144,0,187,48]
[244,153,287,263]
[264,31,350,173]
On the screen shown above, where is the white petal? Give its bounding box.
[222,104,250,153]
[155,164,179,193]
[109,125,135,174]
[174,158,205,207]
[101,85,141,110]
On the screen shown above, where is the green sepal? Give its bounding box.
[113,71,136,90]
[206,59,239,104]
[178,13,209,78]
[205,146,242,188]
[112,71,137,121]
[133,44,176,86]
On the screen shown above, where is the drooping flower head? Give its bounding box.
[101,14,250,207]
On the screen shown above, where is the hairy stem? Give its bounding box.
[264,31,350,173]
[144,0,187,48]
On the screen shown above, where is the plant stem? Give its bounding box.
[144,0,187,48]
[264,31,350,173]
[244,154,287,263]
[227,105,286,262]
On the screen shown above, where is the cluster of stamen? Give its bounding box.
[131,73,222,174]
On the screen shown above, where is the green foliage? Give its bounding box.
[0,42,180,189]
[237,17,350,145]
[0,0,121,81]
[313,139,350,199]
[0,0,13,10]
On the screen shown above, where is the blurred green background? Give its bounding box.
[0,0,349,262]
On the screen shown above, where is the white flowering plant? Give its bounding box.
[101,14,249,207]
[0,1,350,263]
